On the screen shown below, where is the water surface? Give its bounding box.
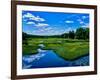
[22,49,89,69]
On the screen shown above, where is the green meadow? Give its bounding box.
[23,38,89,61]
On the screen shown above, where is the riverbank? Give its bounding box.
[22,49,89,69]
[23,38,89,61]
[43,41,89,61]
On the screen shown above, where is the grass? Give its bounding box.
[23,38,89,60]
[44,42,89,60]
[23,44,38,55]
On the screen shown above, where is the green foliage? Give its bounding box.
[23,44,38,55]
[85,28,89,39]
[61,33,69,38]
[75,28,89,40]
[22,32,28,40]
[43,40,89,60]
[68,30,75,39]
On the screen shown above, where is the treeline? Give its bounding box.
[61,27,89,40]
[23,27,89,40]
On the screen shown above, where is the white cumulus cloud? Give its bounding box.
[63,27,73,33]
[77,19,84,24]
[23,13,33,18]
[23,13,45,22]
[30,16,45,22]
[65,20,74,23]
[81,23,89,28]
[26,22,35,24]
[82,16,89,19]
[35,23,49,27]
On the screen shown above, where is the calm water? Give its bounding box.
[22,49,89,69]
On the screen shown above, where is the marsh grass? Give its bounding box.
[23,38,89,60]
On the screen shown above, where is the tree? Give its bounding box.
[68,30,75,39]
[22,32,28,40]
[61,33,69,38]
[75,27,89,40]
[75,28,86,39]
[84,28,89,39]
[22,32,28,45]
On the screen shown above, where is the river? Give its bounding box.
[22,48,89,69]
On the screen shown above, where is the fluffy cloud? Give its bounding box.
[65,20,74,23]
[63,27,73,33]
[23,13,33,18]
[77,19,84,24]
[23,13,49,27]
[44,27,52,31]
[23,13,45,22]
[32,26,55,35]
[26,22,35,24]
[82,16,89,19]
[39,27,53,32]
[81,23,89,28]
[35,23,49,27]
[30,16,45,22]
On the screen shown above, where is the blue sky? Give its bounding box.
[22,11,89,35]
